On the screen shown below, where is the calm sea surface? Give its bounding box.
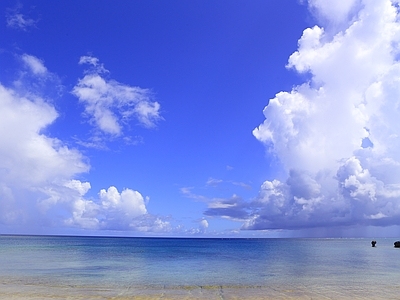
[0,236,400,299]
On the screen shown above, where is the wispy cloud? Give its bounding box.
[6,4,37,31]
[13,54,63,99]
[72,55,162,138]
[232,181,252,190]
[21,54,47,75]
[206,177,252,190]
[206,177,224,187]
[180,187,208,202]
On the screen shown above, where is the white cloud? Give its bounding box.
[0,84,87,187]
[133,215,172,233]
[200,219,209,229]
[100,186,147,218]
[72,55,162,137]
[0,55,168,234]
[21,54,47,75]
[308,0,361,27]
[206,177,224,187]
[248,0,400,230]
[205,177,251,190]
[13,54,63,99]
[183,218,209,235]
[133,101,161,128]
[63,185,150,231]
[6,6,37,31]
[180,187,208,202]
[79,55,101,67]
[0,83,89,225]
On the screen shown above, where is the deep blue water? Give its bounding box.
[1,235,400,289]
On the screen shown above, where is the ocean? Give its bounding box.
[0,235,399,299]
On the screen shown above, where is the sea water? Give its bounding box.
[0,235,400,299]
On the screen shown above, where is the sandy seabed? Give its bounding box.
[1,283,400,300]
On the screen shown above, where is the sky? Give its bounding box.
[1,0,400,238]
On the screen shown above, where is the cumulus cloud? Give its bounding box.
[197,219,209,234]
[0,86,87,186]
[0,54,168,233]
[64,184,154,231]
[72,56,162,137]
[308,0,362,28]
[250,0,400,230]
[0,82,89,225]
[205,0,400,232]
[99,186,147,227]
[38,180,164,232]
[184,219,209,235]
[200,219,209,229]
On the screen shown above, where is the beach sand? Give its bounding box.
[1,282,400,299]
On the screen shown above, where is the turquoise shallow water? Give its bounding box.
[0,235,400,299]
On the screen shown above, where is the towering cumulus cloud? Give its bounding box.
[250,0,400,231]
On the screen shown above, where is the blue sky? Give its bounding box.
[1,0,400,237]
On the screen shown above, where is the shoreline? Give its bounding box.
[1,282,400,299]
